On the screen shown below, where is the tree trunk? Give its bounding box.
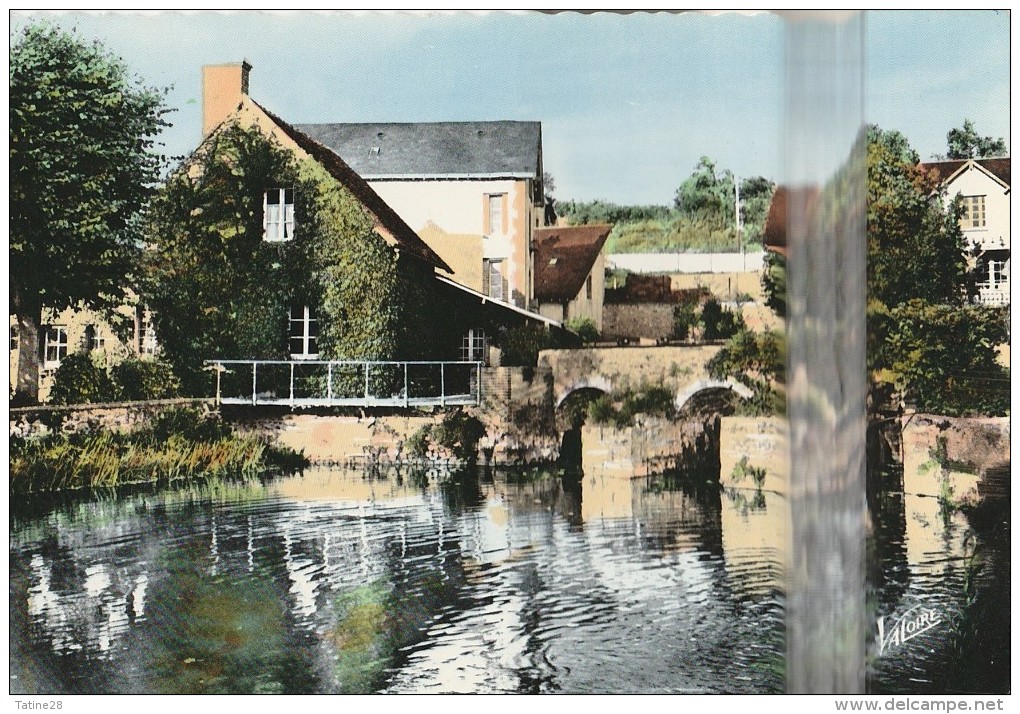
[13,291,42,405]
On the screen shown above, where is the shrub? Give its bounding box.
[672,302,699,340]
[586,394,616,425]
[112,358,182,401]
[701,298,745,340]
[499,323,556,367]
[586,385,676,427]
[139,406,232,445]
[432,410,486,462]
[730,455,767,488]
[49,354,117,405]
[565,317,600,344]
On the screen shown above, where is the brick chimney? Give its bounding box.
[202,61,251,137]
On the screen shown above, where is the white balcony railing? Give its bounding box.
[206,359,482,408]
[975,287,1010,306]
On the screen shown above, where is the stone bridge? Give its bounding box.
[538,345,752,412]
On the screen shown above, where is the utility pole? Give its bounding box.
[735,176,744,272]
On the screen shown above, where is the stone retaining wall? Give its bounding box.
[581,414,720,479]
[900,413,1010,505]
[9,399,216,438]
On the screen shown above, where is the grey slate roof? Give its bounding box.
[255,102,451,272]
[294,121,542,179]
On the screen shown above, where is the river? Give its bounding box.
[9,461,1008,694]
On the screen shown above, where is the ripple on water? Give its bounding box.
[11,468,787,694]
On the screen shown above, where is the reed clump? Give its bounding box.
[10,407,307,495]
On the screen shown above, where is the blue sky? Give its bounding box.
[10,10,1010,205]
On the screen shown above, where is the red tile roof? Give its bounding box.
[533,224,612,302]
[762,185,820,256]
[255,101,452,273]
[919,157,1010,187]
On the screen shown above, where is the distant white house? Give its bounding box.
[921,157,1010,306]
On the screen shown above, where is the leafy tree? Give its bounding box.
[946,119,1008,160]
[554,199,672,226]
[706,328,785,416]
[10,23,171,403]
[760,250,786,318]
[671,302,698,340]
[700,298,745,341]
[867,126,973,308]
[883,301,1009,415]
[674,156,735,227]
[866,126,1005,415]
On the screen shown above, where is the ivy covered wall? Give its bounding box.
[145,124,464,395]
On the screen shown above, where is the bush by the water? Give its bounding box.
[49,355,182,405]
[9,407,307,495]
[407,410,486,462]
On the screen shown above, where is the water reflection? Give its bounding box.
[867,465,1010,694]
[10,467,784,694]
[11,457,1007,694]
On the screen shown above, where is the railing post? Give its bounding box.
[327,362,333,403]
[215,362,222,405]
[251,362,257,406]
[364,362,370,405]
[440,363,446,407]
[404,362,409,407]
[289,362,295,407]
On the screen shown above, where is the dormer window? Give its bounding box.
[264,188,295,242]
[961,195,986,229]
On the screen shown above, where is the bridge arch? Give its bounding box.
[674,379,754,411]
[555,376,614,409]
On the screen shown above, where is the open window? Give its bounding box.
[264,188,295,242]
[482,258,509,302]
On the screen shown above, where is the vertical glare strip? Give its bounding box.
[784,11,867,693]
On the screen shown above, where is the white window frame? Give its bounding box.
[289,305,319,360]
[461,328,487,363]
[139,317,157,357]
[264,188,296,242]
[44,326,68,370]
[987,259,1006,289]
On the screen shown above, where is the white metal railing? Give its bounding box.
[975,287,1010,306]
[205,359,482,408]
